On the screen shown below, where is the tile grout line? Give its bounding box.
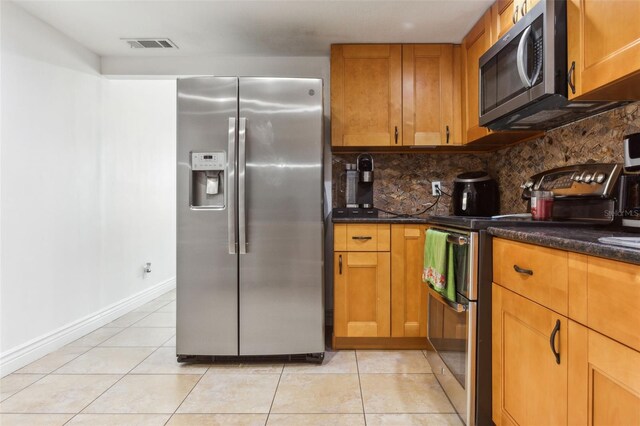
[63,293,175,424]
[165,364,209,425]
[264,363,285,425]
[1,293,176,419]
[60,322,176,424]
[354,351,367,426]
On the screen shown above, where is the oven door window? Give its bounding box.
[481,14,544,115]
[452,243,470,300]
[428,292,469,388]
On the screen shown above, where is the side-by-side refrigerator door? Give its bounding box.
[238,77,324,355]
[177,77,239,356]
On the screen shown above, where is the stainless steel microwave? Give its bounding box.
[478,0,625,131]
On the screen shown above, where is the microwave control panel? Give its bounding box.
[192,151,225,171]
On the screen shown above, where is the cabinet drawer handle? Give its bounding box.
[352,236,372,240]
[446,125,450,144]
[513,264,533,276]
[339,254,343,274]
[394,126,399,144]
[550,319,561,365]
[513,5,519,24]
[568,61,576,95]
[521,0,527,16]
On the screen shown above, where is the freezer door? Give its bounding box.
[238,78,324,355]
[177,77,239,356]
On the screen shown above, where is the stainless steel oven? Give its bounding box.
[426,227,478,426]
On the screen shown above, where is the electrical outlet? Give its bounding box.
[432,181,442,196]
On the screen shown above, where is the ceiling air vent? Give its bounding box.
[123,38,178,49]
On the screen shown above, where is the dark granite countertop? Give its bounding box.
[488,226,640,265]
[331,213,429,224]
[331,213,432,224]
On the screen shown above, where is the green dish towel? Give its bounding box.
[422,229,456,303]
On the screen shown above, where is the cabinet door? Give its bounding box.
[331,44,402,147]
[568,321,640,426]
[492,285,568,426]
[403,45,461,146]
[567,0,640,99]
[391,225,428,337]
[334,252,390,337]
[492,0,517,41]
[462,9,492,144]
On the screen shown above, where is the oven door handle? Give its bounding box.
[447,234,469,246]
[428,287,467,313]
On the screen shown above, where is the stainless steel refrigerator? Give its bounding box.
[176,77,324,361]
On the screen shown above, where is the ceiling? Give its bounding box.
[15,0,493,57]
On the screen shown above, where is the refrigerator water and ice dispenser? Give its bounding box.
[191,151,226,209]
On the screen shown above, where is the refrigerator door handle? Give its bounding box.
[238,117,247,254]
[228,117,238,254]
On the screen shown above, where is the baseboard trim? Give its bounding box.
[332,335,432,350]
[0,277,176,377]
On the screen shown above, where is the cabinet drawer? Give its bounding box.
[334,224,390,252]
[493,238,568,316]
[586,257,640,352]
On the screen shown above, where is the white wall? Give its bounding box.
[0,1,176,375]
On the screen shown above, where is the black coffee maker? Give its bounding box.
[619,133,640,229]
[332,154,378,218]
[356,154,374,209]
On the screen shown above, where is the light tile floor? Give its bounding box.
[0,290,463,425]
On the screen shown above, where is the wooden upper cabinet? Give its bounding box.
[462,9,492,144]
[402,45,462,146]
[331,44,402,147]
[492,0,541,44]
[567,0,640,100]
[492,0,517,41]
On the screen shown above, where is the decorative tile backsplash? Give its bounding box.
[332,153,489,215]
[489,102,640,213]
[332,102,640,216]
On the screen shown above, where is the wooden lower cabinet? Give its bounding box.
[391,224,428,337]
[333,223,429,349]
[334,251,390,338]
[493,237,640,425]
[568,321,640,426]
[492,284,568,426]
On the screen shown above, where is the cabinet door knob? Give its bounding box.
[549,319,561,365]
[394,126,399,144]
[513,264,533,276]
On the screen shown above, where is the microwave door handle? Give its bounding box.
[517,25,533,88]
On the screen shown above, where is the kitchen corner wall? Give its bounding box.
[332,102,640,215]
[1,1,176,374]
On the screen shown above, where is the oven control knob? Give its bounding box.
[572,172,582,182]
[521,179,535,189]
[594,172,607,184]
[583,173,593,183]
